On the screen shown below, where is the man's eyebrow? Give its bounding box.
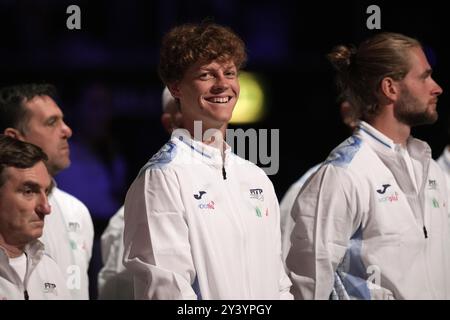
[421,69,433,78]
[22,180,53,194]
[22,181,41,191]
[199,64,236,71]
[198,67,214,72]
[45,115,61,122]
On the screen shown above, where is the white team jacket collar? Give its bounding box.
[172,132,232,169]
[357,121,432,195]
[0,240,45,284]
[357,121,432,160]
[357,121,396,150]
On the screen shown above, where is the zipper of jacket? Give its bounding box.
[23,252,30,300]
[420,175,428,239]
[220,151,250,296]
[218,163,252,298]
[420,171,428,239]
[221,146,227,180]
[222,165,227,180]
[400,154,428,239]
[419,159,436,297]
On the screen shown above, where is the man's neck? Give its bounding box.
[185,121,228,151]
[0,239,25,258]
[368,107,411,146]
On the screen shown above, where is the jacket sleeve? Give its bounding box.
[80,202,94,263]
[286,164,361,299]
[123,167,197,300]
[98,206,135,299]
[100,207,125,276]
[279,183,300,270]
[280,164,322,269]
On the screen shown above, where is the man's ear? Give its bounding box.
[168,82,181,99]
[380,77,400,102]
[3,128,25,141]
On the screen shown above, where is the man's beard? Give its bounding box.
[394,85,438,126]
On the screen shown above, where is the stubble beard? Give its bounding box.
[394,86,438,127]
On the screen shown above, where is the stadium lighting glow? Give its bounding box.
[230,71,265,124]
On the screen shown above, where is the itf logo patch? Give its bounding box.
[43,282,57,295]
[428,179,438,190]
[250,188,264,201]
[68,222,80,232]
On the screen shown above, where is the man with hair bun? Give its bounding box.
[123,22,292,300]
[287,32,450,299]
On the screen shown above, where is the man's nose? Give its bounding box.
[212,74,229,91]
[62,121,73,139]
[36,194,51,216]
[431,77,443,96]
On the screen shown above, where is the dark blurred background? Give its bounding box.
[1,0,448,299]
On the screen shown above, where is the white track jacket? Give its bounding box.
[40,187,94,299]
[280,163,321,269]
[123,134,292,299]
[0,240,70,300]
[287,121,450,299]
[97,206,134,299]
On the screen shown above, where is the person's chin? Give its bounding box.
[214,107,233,118]
[62,148,70,158]
[59,157,71,169]
[425,106,438,119]
[429,113,438,123]
[30,224,44,237]
[211,116,231,127]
